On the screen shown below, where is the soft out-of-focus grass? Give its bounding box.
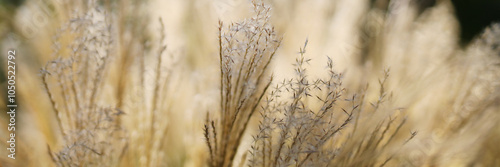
[0,0,499,166]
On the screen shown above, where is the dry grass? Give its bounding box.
[245,41,417,167]
[248,41,354,167]
[40,4,126,166]
[204,2,281,167]
[0,0,499,167]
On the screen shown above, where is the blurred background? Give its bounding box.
[0,0,499,166]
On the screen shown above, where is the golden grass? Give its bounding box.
[0,0,499,166]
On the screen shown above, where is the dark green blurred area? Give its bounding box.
[451,0,500,44]
[0,0,25,120]
[371,0,500,44]
[0,0,25,8]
